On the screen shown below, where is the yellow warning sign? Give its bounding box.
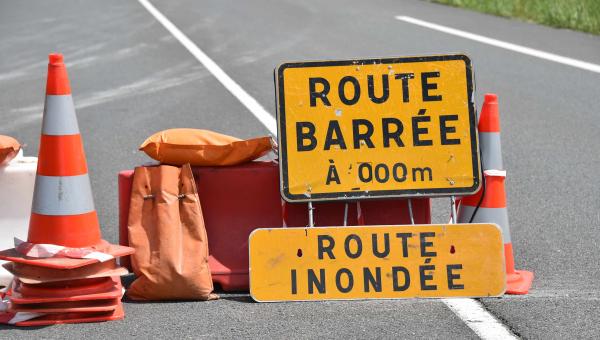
[275,54,480,202]
[249,224,505,302]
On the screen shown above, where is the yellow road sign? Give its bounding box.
[249,224,505,302]
[275,54,480,202]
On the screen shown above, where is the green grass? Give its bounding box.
[431,0,600,35]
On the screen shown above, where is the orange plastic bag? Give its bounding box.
[126,164,217,301]
[0,135,20,165]
[139,128,273,166]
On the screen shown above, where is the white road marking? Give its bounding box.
[5,64,204,131]
[137,0,278,135]
[138,2,519,339]
[396,16,600,74]
[443,298,518,340]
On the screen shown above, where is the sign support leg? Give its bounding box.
[343,202,349,226]
[407,199,415,225]
[450,196,458,224]
[308,201,315,227]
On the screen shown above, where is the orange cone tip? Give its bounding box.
[478,93,500,133]
[46,53,71,95]
[48,53,63,64]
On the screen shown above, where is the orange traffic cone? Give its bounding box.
[0,54,133,326]
[0,53,133,269]
[457,93,533,294]
[29,53,99,247]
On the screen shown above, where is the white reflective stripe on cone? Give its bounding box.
[457,205,511,243]
[479,132,503,171]
[484,169,506,177]
[41,95,80,135]
[31,174,95,215]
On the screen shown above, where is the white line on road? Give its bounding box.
[443,298,518,340]
[138,2,518,339]
[137,0,277,135]
[396,16,600,74]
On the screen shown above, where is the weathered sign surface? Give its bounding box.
[249,224,505,301]
[275,55,480,202]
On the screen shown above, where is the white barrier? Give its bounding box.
[0,150,37,287]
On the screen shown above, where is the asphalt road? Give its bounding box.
[1,0,599,338]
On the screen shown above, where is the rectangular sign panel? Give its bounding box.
[249,224,505,302]
[275,54,480,202]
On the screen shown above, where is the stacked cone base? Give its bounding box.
[2,260,128,284]
[0,242,134,269]
[10,298,120,313]
[14,303,124,326]
[3,275,125,326]
[9,276,123,304]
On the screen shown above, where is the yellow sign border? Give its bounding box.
[275,54,480,202]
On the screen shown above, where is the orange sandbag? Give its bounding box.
[0,135,20,165]
[126,164,217,301]
[139,128,272,166]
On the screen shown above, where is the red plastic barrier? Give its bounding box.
[118,161,430,291]
[283,199,431,227]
